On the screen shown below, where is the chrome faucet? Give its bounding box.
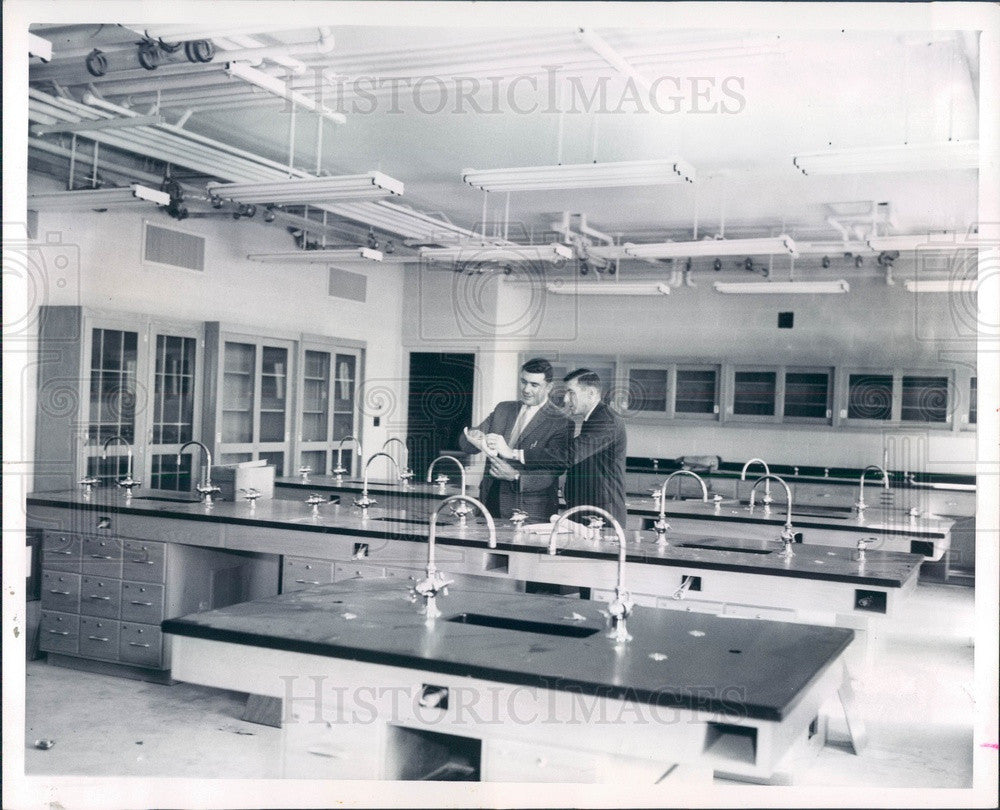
[355,451,399,514]
[548,506,633,643]
[653,471,709,545]
[381,437,414,484]
[102,434,140,497]
[331,435,361,481]
[741,458,771,505]
[856,464,890,513]
[749,474,795,558]
[426,455,467,497]
[177,441,219,505]
[413,494,495,618]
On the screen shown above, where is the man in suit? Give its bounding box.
[458,358,572,521]
[562,368,628,527]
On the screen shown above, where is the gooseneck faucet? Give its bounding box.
[548,506,633,642]
[749,474,795,558]
[741,458,771,505]
[355,451,400,514]
[426,454,467,497]
[856,464,890,513]
[653,471,709,545]
[381,437,414,484]
[102,434,140,497]
[177,441,220,505]
[414,494,496,619]
[331,435,361,481]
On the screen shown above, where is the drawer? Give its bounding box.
[121,581,165,624]
[722,602,796,622]
[79,617,121,661]
[42,532,82,572]
[41,571,81,613]
[81,536,123,577]
[282,556,335,593]
[485,737,602,782]
[39,610,79,654]
[122,539,166,583]
[79,575,121,619]
[119,622,163,668]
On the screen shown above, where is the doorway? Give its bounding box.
[406,353,476,477]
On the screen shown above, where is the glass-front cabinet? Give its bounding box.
[205,328,296,476]
[295,340,362,477]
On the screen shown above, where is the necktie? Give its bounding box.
[509,407,529,446]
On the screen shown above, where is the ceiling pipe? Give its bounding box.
[28,139,167,186]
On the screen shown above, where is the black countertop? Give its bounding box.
[162,578,854,722]
[27,490,924,587]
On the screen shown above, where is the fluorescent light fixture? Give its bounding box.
[28,33,53,61]
[713,280,850,294]
[421,243,574,263]
[225,61,346,124]
[246,247,399,264]
[576,28,651,94]
[132,184,172,206]
[325,201,478,244]
[28,186,167,210]
[793,141,978,175]
[622,234,798,259]
[546,281,671,296]
[903,279,977,293]
[207,173,404,204]
[867,233,971,252]
[462,159,695,192]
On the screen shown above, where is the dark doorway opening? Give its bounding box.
[406,353,476,478]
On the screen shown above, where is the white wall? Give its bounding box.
[25,204,408,481]
[402,262,977,474]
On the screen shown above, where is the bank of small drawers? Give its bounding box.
[282,555,419,593]
[39,531,166,668]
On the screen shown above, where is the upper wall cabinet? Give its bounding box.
[35,306,204,493]
[203,326,296,476]
[623,363,720,420]
[840,368,954,429]
[295,340,363,478]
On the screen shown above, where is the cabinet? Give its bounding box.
[34,306,204,494]
[295,340,362,477]
[39,529,277,671]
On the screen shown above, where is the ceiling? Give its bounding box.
[26,18,981,256]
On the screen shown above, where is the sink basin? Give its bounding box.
[678,541,774,555]
[447,613,598,638]
[132,495,203,504]
[369,516,451,526]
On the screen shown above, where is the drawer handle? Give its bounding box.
[48,589,71,596]
[294,579,321,585]
[88,595,112,601]
[89,554,114,560]
[47,630,70,636]
[129,559,155,565]
[129,600,153,606]
[50,549,74,556]
[128,642,151,648]
[87,635,110,642]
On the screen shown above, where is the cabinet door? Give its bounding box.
[147,330,201,491]
[215,336,296,476]
[296,345,362,478]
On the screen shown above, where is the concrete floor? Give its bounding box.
[23,582,976,790]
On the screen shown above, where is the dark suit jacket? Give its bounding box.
[458,399,572,521]
[563,401,628,527]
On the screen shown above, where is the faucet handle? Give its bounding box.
[195,483,222,506]
[354,493,377,509]
[510,509,529,529]
[116,476,141,490]
[298,466,311,481]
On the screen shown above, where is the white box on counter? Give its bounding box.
[211,460,275,501]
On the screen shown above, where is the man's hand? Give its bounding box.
[463,427,497,457]
[488,455,520,481]
[485,433,514,459]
